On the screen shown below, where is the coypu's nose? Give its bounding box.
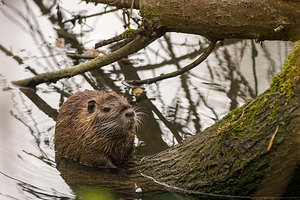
[124,110,135,118]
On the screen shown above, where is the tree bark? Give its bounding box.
[90,0,300,41]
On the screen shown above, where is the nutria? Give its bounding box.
[54,90,139,169]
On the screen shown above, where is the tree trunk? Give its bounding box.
[89,0,300,41]
[57,42,300,198]
[139,42,300,197]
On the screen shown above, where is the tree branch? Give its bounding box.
[84,0,139,9]
[94,29,137,49]
[87,0,299,41]
[126,40,217,85]
[63,8,119,25]
[12,34,159,87]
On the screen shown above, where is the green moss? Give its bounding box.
[210,42,300,180]
[270,41,300,99]
[232,123,244,133]
[216,95,267,138]
[267,107,279,122]
[216,41,300,139]
[121,29,136,39]
[77,188,114,200]
[139,8,156,20]
[270,98,279,109]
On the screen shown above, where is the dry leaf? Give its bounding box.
[87,49,107,56]
[133,87,144,96]
[121,58,135,63]
[56,38,64,48]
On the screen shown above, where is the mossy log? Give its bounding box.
[57,43,300,198]
[139,42,300,197]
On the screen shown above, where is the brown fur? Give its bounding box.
[54,90,138,168]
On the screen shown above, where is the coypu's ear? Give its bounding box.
[87,100,96,113]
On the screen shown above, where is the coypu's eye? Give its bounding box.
[87,100,96,113]
[103,107,111,112]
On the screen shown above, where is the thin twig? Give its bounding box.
[23,150,55,167]
[267,125,279,152]
[0,43,23,64]
[63,8,119,24]
[95,28,138,49]
[129,0,135,18]
[122,8,128,28]
[84,0,139,9]
[95,34,125,48]
[66,53,97,60]
[126,40,217,85]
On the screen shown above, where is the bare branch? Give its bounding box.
[83,0,139,9]
[63,8,119,24]
[12,34,159,87]
[95,34,125,49]
[126,40,217,85]
[95,29,136,48]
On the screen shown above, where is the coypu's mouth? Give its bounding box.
[128,122,134,129]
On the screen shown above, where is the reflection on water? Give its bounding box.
[0,0,294,199]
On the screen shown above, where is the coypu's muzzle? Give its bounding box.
[122,108,136,130]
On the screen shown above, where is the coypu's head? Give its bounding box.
[55,90,142,168]
[84,92,138,136]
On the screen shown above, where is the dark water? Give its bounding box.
[0,0,294,199]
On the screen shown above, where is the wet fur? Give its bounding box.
[55,90,138,168]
